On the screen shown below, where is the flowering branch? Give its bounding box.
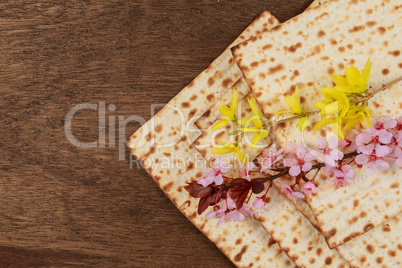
[186,59,402,226]
[254,151,359,184]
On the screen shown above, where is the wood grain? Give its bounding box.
[0,0,314,266]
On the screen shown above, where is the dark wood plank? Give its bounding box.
[0,0,313,266]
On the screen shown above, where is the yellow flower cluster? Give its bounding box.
[210,58,374,161]
[313,59,373,139]
[210,89,269,163]
[275,86,309,132]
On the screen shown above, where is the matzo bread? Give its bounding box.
[232,0,401,134]
[254,185,350,267]
[129,1,333,266]
[337,214,402,268]
[232,0,402,248]
[194,0,333,132]
[129,11,296,268]
[300,83,402,248]
[267,177,402,267]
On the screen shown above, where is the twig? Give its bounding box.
[255,151,359,184]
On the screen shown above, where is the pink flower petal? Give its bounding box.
[332,168,344,178]
[205,211,216,219]
[302,162,312,172]
[283,158,293,167]
[253,198,264,209]
[292,191,305,199]
[304,152,316,162]
[384,118,397,129]
[396,157,402,167]
[376,159,390,170]
[226,197,236,210]
[375,144,390,158]
[315,136,327,150]
[339,139,350,147]
[342,165,355,180]
[366,161,376,175]
[226,211,245,222]
[289,165,301,176]
[378,130,393,144]
[330,149,344,160]
[359,144,374,155]
[328,136,339,149]
[217,216,225,226]
[214,173,223,185]
[324,155,336,167]
[302,182,316,194]
[296,145,307,159]
[261,159,273,172]
[356,133,372,145]
[355,154,367,165]
[197,176,214,187]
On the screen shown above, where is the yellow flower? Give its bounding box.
[276,86,303,116]
[313,88,350,139]
[332,58,371,93]
[209,88,237,131]
[343,105,373,131]
[296,116,309,132]
[315,88,350,118]
[212,141,246,164]
[237,97,270,149]
[239,97,263,128]
[240,127,269,150]
[313,116,344,140]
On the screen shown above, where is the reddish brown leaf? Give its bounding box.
[184,181,213,198]
[198,196,213,215]
[230,185,251,210]
[209,190,224,206]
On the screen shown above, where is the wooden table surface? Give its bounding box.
[0,1,315,266]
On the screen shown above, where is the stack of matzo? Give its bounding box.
[231,0,401,267]
[130,0,401,267]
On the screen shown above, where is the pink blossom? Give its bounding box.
[371,116,397,131]
[301,181,317,194]
[393,116,402,131]
[205,203,227,225]
[205,197,237,225]
[252,197,268,211]
[323,165,355,187]
[260,144,285,172]
[356,129,392,147]
[340,130,359,152]
[313,136,344,167]
[389,131,402,156]
[284,144,316,176]
[355,144,390,174]
[239,203,258,217]
[198,158,233,187]
[239,161,256,181]
[205,197,256,225]
[277,181,305,203]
